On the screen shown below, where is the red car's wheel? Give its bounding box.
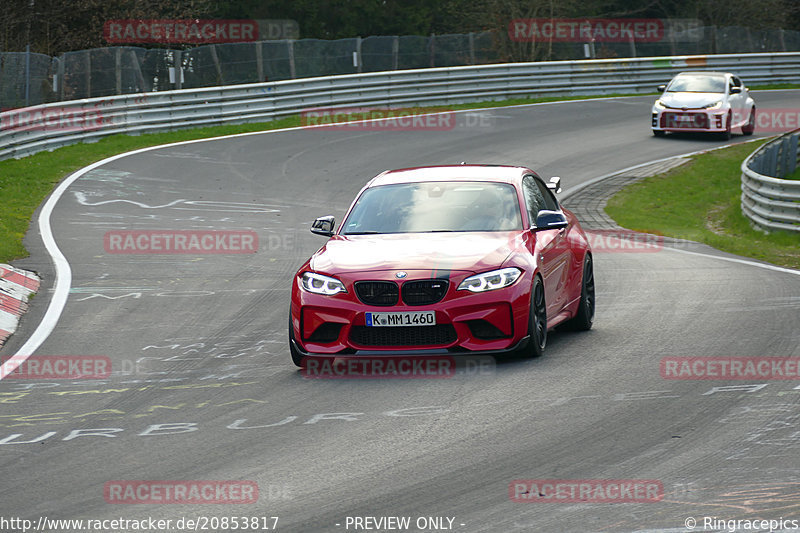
[563,254,594,331]
[519,275,547,358]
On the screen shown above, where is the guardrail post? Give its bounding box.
[25,44,31,106]
[287,40,296,79]
[174,49,183,90]
[710,25,718,54]
[85,49,91,98]
[209,45,223,85]
[130,49,145,92]
[781,136,795,177]
[256,41,264,82]
[469,33,475,65]
[355,37,362,73]
[57,54,65,100]
[764,144,778,176]
[429,34,435,68]
[392,36,399,70]
[668,27,676,56]
[115,47,122,95]
[796,134,800,171]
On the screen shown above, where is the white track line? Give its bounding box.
[4,97,798,380]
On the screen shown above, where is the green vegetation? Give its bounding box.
[605,140,800,269]
[6,0,800,56]
[751,83,800,90]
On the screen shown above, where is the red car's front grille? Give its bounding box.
[661,112,709,129]
[401,279,449,306]
[354,281,399,306]
[349,325,457,347]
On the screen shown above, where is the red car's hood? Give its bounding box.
[311,232,522,275]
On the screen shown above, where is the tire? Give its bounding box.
[518,275,547,358]
[563,254,595,331]
[652,129,666,137]
[720,111,732,140]
[741,107,755,135]
[289,312,306,367]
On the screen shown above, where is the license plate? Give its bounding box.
[366,311,436,327]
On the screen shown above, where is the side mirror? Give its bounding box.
[657,84,666,92]
[311,215,335,237]
[533,210,568,231]
[730,86,741,94]
[546,176,562,194]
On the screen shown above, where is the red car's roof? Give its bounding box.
[368,165,535,187]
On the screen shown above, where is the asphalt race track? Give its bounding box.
[2,92,800,533]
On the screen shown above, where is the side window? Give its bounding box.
[535,179,559,212]
[732,76,742,87]
[522,175,545,226]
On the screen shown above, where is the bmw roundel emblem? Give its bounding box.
[396,271,407,279]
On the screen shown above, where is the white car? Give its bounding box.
[651,71,756,139]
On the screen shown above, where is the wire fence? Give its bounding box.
[2,26,799,110]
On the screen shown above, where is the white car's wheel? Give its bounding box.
[742,107,755,135]
[720,111,732,140]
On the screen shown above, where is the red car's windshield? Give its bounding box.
[341,181,523,234]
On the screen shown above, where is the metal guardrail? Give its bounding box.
[741,129,800,233]
[1,52,800,161]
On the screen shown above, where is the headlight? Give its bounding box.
[457,267,522,293]
[703,101,722,109]
[300,272,347,295]
[654,99,666,109]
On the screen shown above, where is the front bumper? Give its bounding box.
[651,108,729,133]
[290,334,531,358]
[291,271,532,356]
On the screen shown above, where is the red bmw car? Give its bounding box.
[289,165,594,366]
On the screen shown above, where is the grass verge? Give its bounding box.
[605,139,800,269]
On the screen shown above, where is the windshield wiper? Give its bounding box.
[345,231,381,235]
